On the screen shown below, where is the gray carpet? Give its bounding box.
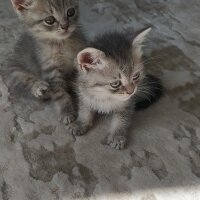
[0,0,200,199]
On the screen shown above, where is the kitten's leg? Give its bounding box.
[43,67,76,124]
[51,86,76,124]
[106,111,132,150]
[8,67,50,100]
[67,103,94,136]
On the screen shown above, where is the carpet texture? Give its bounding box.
[0,1,200,200]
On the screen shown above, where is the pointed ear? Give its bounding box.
[11,0,32,13]
[132,27,152,58]
[77,48,106,72]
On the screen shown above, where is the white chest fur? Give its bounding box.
[39,39,83,73]
[80,90,127,114]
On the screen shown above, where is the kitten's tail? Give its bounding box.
[135,74,164,111]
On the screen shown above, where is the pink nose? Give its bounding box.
[60,23,69,30]
[126,86,135,95]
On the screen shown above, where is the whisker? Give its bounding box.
[135,93,152,102]
[136,90,156,98]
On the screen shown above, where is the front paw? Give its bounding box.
[106,135,127,150]
[31,81,50,100]
[62,113,76,125]
[67,122,86,136]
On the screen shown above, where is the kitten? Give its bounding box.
[67,28,163,150]
[3,0,86,123]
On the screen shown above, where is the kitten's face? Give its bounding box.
[78,51,144,102]
[102,60,143,101]
[77,28,151,102]
[11,0,79,40]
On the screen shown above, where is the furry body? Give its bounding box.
[3,0,86,123]
[67,29,163,149]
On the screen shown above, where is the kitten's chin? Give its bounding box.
[57,32,72,40]
[112,94,131,102]
[117,95,132,102]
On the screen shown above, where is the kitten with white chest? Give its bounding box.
[67,28,163,150]
[3,0,86,123]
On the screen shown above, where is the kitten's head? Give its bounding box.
[11,0,79,40]
[77,28,151,102]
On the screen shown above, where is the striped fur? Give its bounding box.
[3,0,86,123]
[67,29,163,150]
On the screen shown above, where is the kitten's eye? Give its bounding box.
[133,72,140,81]
[44,16,56,25]
[67,8,76,17]
[110,80,122,89]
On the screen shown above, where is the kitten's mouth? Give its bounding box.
[114,94,131,102]
[57,29,74,39]
[56,31,71,40]
[121,95,132,101]
[117,88,138,101]
[61,29,68,34]
[59,30,69,36]
[58,26,76,38]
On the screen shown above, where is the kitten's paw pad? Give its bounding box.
[32,81,50,100]
[107,135,127,150]
[63,114,76,125]
[67,123,85,136]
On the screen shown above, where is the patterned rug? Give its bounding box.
[0,1,200,199]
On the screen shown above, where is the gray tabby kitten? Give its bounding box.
[5,0,86,123]
[67,28,163,150]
